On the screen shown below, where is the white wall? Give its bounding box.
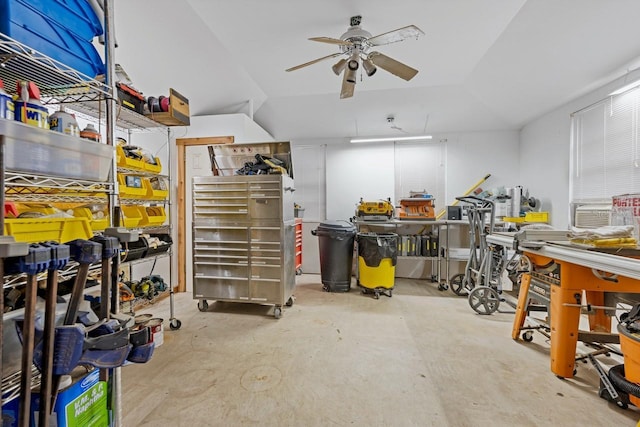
[519,68,640,229]
[444,131,521,206]
[291,130,521,274]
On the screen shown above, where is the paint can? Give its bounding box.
[147,318,164,347]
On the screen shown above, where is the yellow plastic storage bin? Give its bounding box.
[118,174,148,198]
[145,177,168,200]
[120,205,143,228]
[139,206,166,227]
[4,217,93,244]
[143,157,162,174]
[116,146,146,171]
[73,207,109,232]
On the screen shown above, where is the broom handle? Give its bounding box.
[436,174,491,219]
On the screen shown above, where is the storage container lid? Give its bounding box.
[317,220,356,233]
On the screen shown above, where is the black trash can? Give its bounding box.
[311,220,356,292]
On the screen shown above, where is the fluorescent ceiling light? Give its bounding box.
[350,135,433,143]
[609,79,640,96]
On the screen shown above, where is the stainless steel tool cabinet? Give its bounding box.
[192,175,296,318]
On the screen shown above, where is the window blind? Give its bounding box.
[570,86,640,203]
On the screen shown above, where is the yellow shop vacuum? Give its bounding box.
[356,232,399,299]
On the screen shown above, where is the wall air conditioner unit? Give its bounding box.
[574,204,612,228]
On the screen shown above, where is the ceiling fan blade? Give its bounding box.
[340,69,355,99]
[285,52,344,72]
[309,37,353,46]
[368,51,418,81]
[367,25,424,46]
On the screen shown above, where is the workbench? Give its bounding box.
[487,232,640,378]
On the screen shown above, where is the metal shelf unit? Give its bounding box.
[0,33,110,103]
[354,219,471,289]
[0,5,133,424]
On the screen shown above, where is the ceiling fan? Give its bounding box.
[286,15,424,99]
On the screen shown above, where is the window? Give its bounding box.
[570,87,640,204]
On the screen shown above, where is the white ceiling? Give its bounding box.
[113,0,640,140]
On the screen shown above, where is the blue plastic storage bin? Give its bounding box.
[0,0,102,40]
[0,0,104,41]
[0,0,105,78]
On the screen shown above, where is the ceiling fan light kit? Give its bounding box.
[362,58,377,76]
[331,58,347,75]
[286,15,424,99]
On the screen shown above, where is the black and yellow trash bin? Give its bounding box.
[356,232,398,299]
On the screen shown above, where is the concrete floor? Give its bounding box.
[121,275,640,426]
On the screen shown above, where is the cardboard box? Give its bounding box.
[144,88,190,126]
[611,194,640,240]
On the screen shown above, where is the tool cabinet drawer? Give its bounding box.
[250,279,282,302]
[248,195,282,219]
[193,241,249,260]
[194,225,249,242]
[194,277,250,301]
[193,262,249,279]
[250,226,281,242]
[248,180,282,192]
[193,199,249,218]
[251,264,282,280]
[250,242,281,257]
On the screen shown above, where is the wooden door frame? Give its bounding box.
[175,136,234,292]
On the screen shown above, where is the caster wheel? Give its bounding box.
[322,285,329,292]
[274,307,282,319]
[389,290,393,297]
[169,318,182,330]
[374,293,379,300]
[438,283,449,291]
[522,331,534,342]
[616,401,629,410]
[197,300,209,312]
[450,274,471,296]
[573,368,577,376]
[286,296,294,307]
[468,286,500,315]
